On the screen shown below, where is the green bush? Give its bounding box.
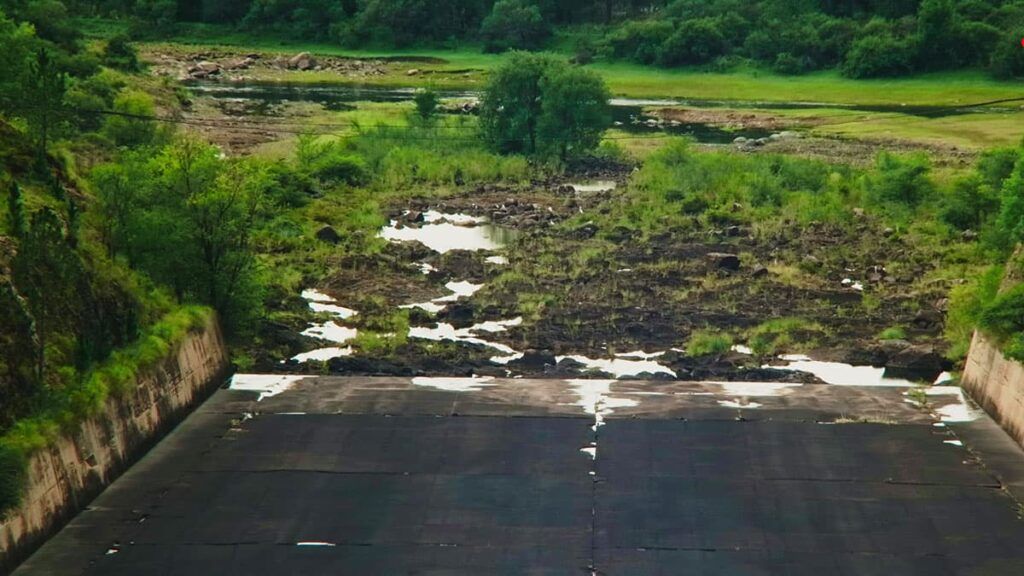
[979,283,1024,343]
[310,151,368,185]
[841,33,916,78]
[480,0,550,53]
[102,89,159,147]
[940,174,1000,231]
[990,31,1024,79]
[945,265,1003,359]
[864,152,935,208]
[657,18,729,67]
[604,20,674,64]
[878,326,907,341]
[686,329,733,357]
[102,34,140,71]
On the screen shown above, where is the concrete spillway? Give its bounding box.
[13,377,1024,575]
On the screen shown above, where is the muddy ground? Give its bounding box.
[250,158,956,384]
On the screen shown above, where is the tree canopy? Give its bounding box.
[480,53,610,159]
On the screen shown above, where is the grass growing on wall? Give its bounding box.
[0,305,213,515]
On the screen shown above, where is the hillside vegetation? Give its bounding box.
[72,0,1024,79]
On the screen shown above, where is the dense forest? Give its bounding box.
[61,0,1024,78]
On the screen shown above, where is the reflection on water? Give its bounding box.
[379,220,517,253]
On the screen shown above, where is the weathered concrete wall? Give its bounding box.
[0,317,229,574]
[962,331,1024,448]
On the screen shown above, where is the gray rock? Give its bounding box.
[289,52,317,70]
[511,349,557,370]
[315,225,341,244]
[706,252,741,271]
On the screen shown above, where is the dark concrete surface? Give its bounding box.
[13,378,1024,575]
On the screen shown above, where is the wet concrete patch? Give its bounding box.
[15,378,1024,575]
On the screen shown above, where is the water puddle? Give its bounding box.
[769,354,921,386]
[408,319,522,357]
[411,376,496,392]
[558,355,676,379]
[924,386,983,423]
[378,213,516,253]
[293,289,360,362]
[292,347,354,362]
[401,280,485,314]
[229,374,310,401]
[567,379,640,430]
[570,181,617,193]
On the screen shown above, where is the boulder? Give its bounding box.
[885,344,944,380]
[315,225,341,244]
[443,302,475,329]
[706,252,741,271]
[406,69,420,76]
[913,309,944,329]
[404,210,425,224]
[289,52,317,70]
[510,349,557,371]
[751,264,769,278]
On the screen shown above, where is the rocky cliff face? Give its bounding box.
[0,317,229,574]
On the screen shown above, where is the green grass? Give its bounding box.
[878,326,908,341]
[686,330,733,357]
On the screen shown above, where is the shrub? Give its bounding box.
[979,283,1024,342]
[772,52,814,75]
[604,19,674,64]
[657,18,729,67]
[480,0,550,53]
[413,88,439,122]
[841,33,916,78]
[940,175,999,231]
[102,90,158,147]
[864,152,935,208]
[102,34,140,71]
[686,329,733,357]
[945,265,1003,359]
[990,31,1024,79]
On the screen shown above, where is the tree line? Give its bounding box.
[62,0,1024,78]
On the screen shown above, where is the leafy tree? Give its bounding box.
[481,0,550,53]
[480,53,609,158]
[11,208,84,381]
[537,64,611,159]
[102,34,140,71]
[657,18,729,66]
[991,150,1024,253]
[605,19,674,64]
[480,52,552,154]
[20,49,69,160]
[990,30,1024,79]
[841,33,916,77]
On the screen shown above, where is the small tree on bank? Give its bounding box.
[479,53,610,160]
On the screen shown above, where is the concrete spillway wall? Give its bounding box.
[962,331,1024,448]
[0,317,230,574]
